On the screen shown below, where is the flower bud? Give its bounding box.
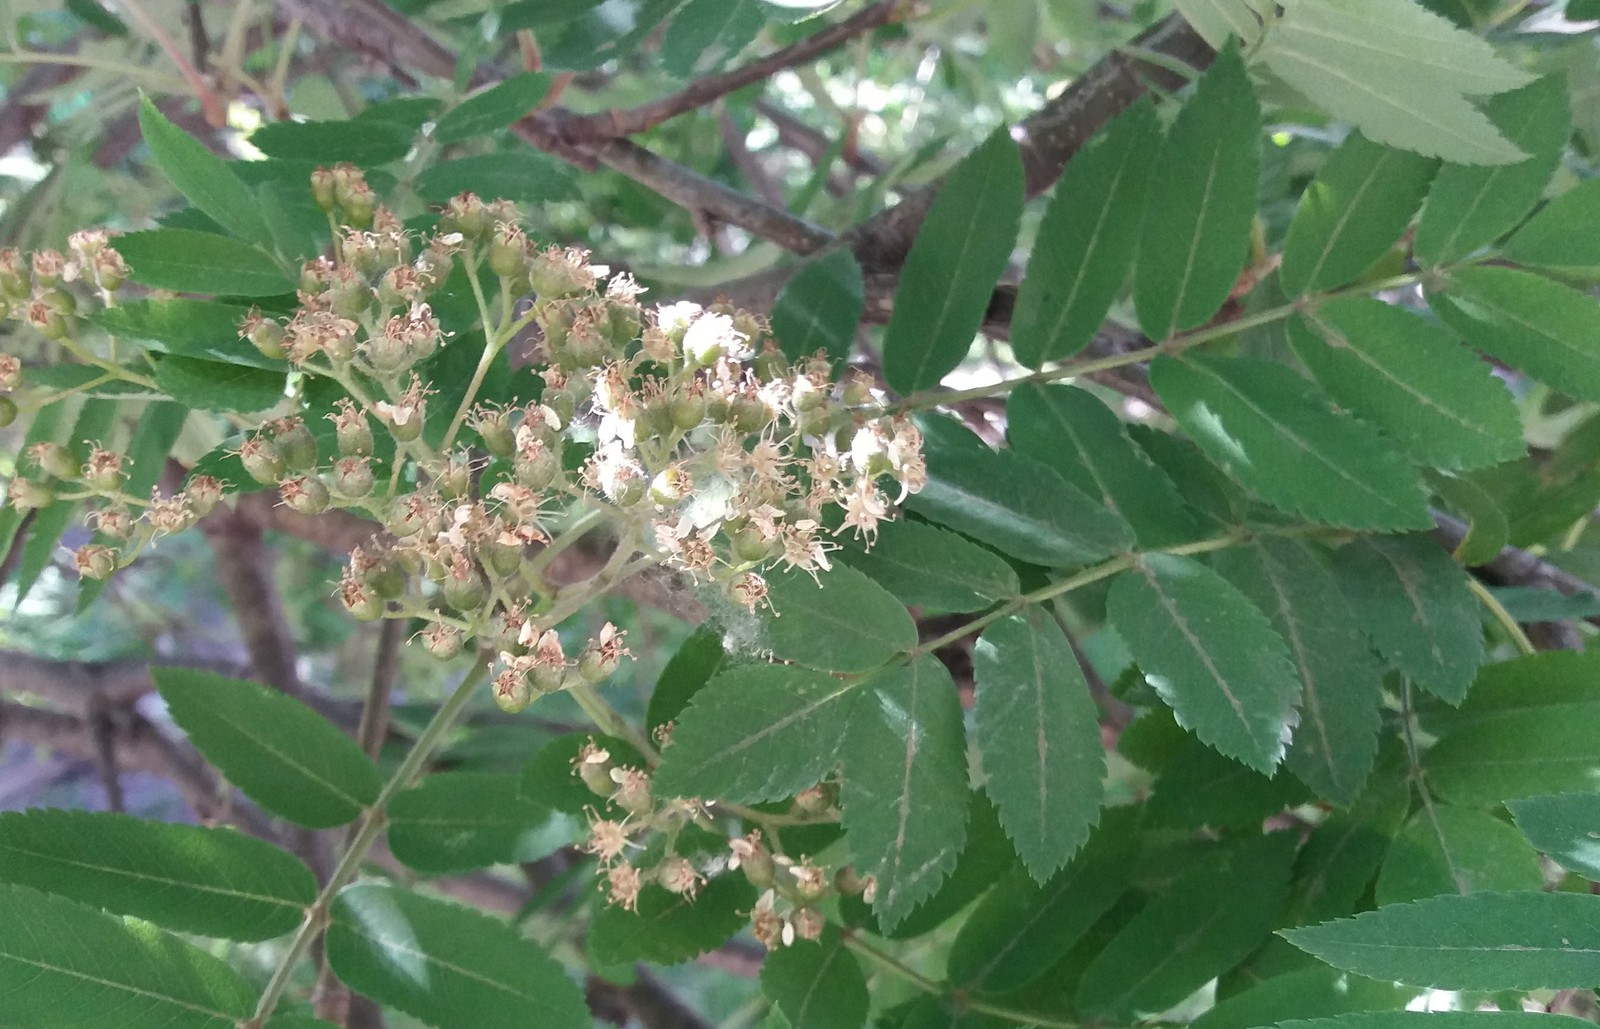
[242,313,287,361]
[470,407,515,459]
[610,767,653,816]
[493,666,533,713]
[385,494,433,538]
[270,418,318,472]
[656,855,702,899]
[30,442,80,481]
[310,166,338,212]
[575,744,616,797]
[421,623,464,660]
[239,437,287,486]
[339,573,384,621]
[279,475,331,515]
[435,453,472,501]
[331,456,375,499]
[30,250,66,288]
[185,475,225,518]
[442,560,488,612]
[487,223,528,279]
[791,907,825,942]
[329,402,374,457]
[90,505,134,541]
[72,446,116,492]
[6,477,53,511]
[440,193,490,241]
[0,248,29,300]
[0,354,22,391]
[73,543,118,581]
[24,297,68,339]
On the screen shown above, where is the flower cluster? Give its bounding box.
[0,166,926,720]
[570,740,874,941]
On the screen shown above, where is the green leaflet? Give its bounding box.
[1429,471,1510,567]
[1107,553,1301,774]
[249,118,413,165]
[1334,535,1482,705]
[117,228,294,297]
[1151,353,1433,531]
[1174,0,1269,48]
[412,153,581,206]
[1414,76,1572,264]
[1192,967,1415,1029]
[906,438,1134,568]
[1373,806,1543,905]
[842,656,970,932]
[1134,41,1260,341]
[1258,0,1532,166]
[387,772,554,875]
[93,299,282,370]
[1434,266,1600,404]
[1280,891,1600,989]
[537,0,682,71]
[646,626,727,732]
[154,355,286,413]
[973,610,1104,881]
[1279,133,1438,295]
[432,73,552,143]
[1214,538,1383,805]
[653,664,863,803]
[0,884,257,1028]
[881,130,1023,394]
[1425,651,1600,804]
[154,667,381,828]
[1502,177,1600,276]
[0,808,313,941]
[1292,299,1522,472]
[945,806,1136,994]
[589,875,755,967]
[327,883,589,1029]
[1077,832,1299,1020]
[836,517,1019,613]
[760,564,916,672]
[771,249,865,367]
[1128,422,1248,532]
[761,926,869,1029]
[1007,382,1198,548]
[1506,793,1600,880]
[137,97,271,247]
[842,792,1016,942]
[662,0,766,77]
[1012,101,1159,366]
[1145,739,1310,831]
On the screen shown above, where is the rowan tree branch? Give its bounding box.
[559,1,901,141]
[199,499,306,698]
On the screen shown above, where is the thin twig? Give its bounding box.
[358,617,406,760]
[117,0,226,125]
[560,1,902,141]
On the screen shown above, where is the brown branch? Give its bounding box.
[560,1,900,141]
[0,699,279,839]
[357,618,405,760]
[199,500,306,698]
[1434,512,1600,636]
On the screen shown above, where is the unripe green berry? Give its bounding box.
[272,419,318,472]
[0,396,18,428]
[6,477,53,510]
[331,456,375,499]
[442,563,489,611]
[240,438,287,486]
[280,475,331,515]
[31,442,80,481]
[422,623,464,660]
